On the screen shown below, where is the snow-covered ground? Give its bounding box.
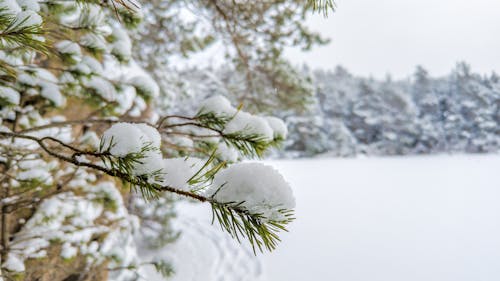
[144,154,500,281]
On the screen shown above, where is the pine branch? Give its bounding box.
[210,201,294,254]
[161,112,275,158]
[0,9,48,53]
[306,0,336,16]
[0,130,294,253]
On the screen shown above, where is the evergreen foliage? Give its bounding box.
[0,0,334,279]
[133,0,331,114]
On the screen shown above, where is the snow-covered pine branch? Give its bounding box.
[0,0,327,278]
[0,92,295,278]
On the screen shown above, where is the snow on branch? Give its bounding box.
[0,96,295,253]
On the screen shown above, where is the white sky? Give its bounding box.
[286,0,500,79]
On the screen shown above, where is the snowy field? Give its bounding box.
[143,155,500,281]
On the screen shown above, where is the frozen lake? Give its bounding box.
[145,155,500,281]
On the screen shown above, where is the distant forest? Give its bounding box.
[286,63,499,157]
[162,62,500,157]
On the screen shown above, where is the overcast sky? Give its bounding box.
[286,0,500,79]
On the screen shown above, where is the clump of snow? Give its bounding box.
[11,10,42,30]
[115,85,136,114]
[15,158,55,185]
[80,56,104,75]
[1,0,21,14]
[101,123,160,157]
[16,0,40,12]
[129,74,159,99]
[80,33,107,52]
[61,4,106,30]
[101,123,163,177]
[0,86,20,105]
[134,123,162,148]
[36,69,65,106]
[17,69,64,106]
[55,40,82,62]
[110,25,132,61]
[265,116,288,139]
[3,253,25,272]
[207,163,295,221]
[17,168,52,184]
[198,95,284,142]
[17,72,36,86]
[83,76,116,101]
[199,95,237,116]
[60,242,77,259]
[40,81,64,106]
[160,157,205,191]
[216,142,239,163]
[224,111,274,142]
[132,149,163,177]
[17,158,47,169]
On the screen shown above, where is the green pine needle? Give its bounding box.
[153,260,175,278]
[306,0,336,16]
[210,201,295,254]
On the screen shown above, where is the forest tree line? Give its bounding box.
[164,62,500,157]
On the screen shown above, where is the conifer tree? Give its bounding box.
[133,0,333,114]
[0,0,334,280]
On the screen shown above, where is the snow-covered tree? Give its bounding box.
[288,64,500,157]
[133,0,329,114]
[0,0,334,279]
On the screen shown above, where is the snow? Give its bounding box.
[17,168,52,184]
[140,155,500,281]
[101,122,163,177]
[216,141,239,162]
[17,72,36,86]
[11,10,42,29]
[17,69,64,106]
[4,181,140,275]
[110,25,132,60]
[260,155,500,281]
[83,76,117,101]
[199,95,237,116]
[265,116,288,139]
[3,254,25,272]
[224,112,274,142]
[138,201,262,281]
[0,86,20,105]
[16,0,40,12]
[80,56,104,75]
[101,122,160,157]
[114,86,136,114]
[60,242,77,259]
[0,0,21,14]
[132,149,163,177]
[160,157,205,191]
[39,81,64,106]
[129,74,159,99]
[198,95,285,142]
[55,40,82,59]
[134,123,161,148]
[79,33,107,52]
[207,162,295,221]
